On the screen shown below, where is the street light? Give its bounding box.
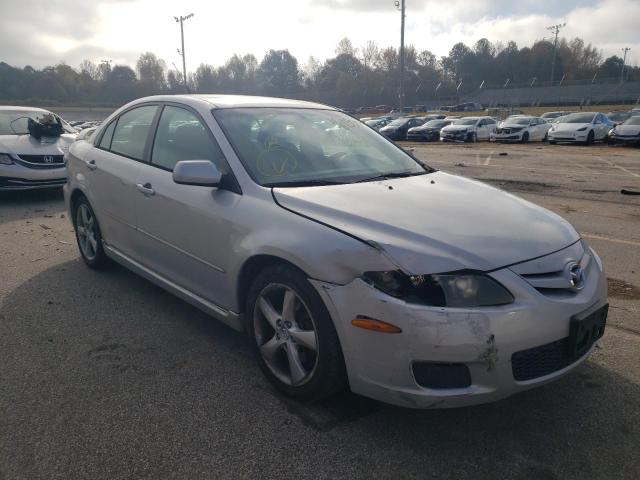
[174,13,194,93]
[546,22,566,85]
[394,1,405,111]
[621,47,631,83]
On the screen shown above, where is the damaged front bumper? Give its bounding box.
[311,258,607,409]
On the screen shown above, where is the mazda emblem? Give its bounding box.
[566,261,585,291]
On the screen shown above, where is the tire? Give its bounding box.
[521,132,529,144]
[246,264,347,401]
[549,140,556,145]
[73,195,109,269]
[543,132,549,142]
[586,131,595,145]
[466,132,477,143]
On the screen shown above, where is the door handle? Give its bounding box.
[86,159,97,171]
[136,182,155,196]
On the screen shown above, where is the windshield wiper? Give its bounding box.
[352,170,429,183]
[266,179,349,188]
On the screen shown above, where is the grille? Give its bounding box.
[511,338,572,381]
[17,154,64,165]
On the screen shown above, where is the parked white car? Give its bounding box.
[547,112,613,145]
[491,116,552,143]
[0,106,76,190]
[64,95,607,409]
[440,116,497,142]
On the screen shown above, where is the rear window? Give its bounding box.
[109,106,158,161]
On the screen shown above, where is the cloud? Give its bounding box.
[0,0,637,70]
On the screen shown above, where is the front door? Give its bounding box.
[134,104,240,309]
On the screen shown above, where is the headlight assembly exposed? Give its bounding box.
[0,153,13,165]
[363,270,514,308]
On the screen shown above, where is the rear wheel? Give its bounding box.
[74,196,109,269]
[246,264,347,400]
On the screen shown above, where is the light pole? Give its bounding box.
[174,13,194,93]
[547,22,565,85]
[621,47,631,83]
[394,1,405,111]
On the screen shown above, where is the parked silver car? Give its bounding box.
[64,95,608,408]
[0,106,76,190]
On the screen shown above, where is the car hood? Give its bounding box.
[409,125,439,132]
[499,123,526,129]
[552,123,590,133]
[380,125,401,132]
[273,172,579,274]
[615,125,640,135]
[0,134,75,156]
[441,125,471,133]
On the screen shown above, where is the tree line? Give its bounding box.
[0,36,638,108]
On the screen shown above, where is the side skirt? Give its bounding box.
[103,243,245,332]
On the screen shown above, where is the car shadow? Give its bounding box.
[2,258,639,479]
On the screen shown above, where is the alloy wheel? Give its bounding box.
[76,204,98,261]
[254,283,319,386]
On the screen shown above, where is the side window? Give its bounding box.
[110,105,158,161]
[479,119,487,126]
[151,105,226,172]
[98,121,116,149]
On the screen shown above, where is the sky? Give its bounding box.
[0,0,638,73]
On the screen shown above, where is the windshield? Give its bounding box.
[453,118,477,126]
[624,116,640,126]
[0,110,44,135]
[0,110,75,135]
[423,120,449,128]
[561,113,596,123]
[387,118,409,126]
[506,118,532,125]
[213,108,428,187]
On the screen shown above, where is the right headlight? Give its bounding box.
[0,153,13,165]
[363,270,514,308]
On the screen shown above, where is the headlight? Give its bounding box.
[0,153,13,165]
[577,127,588,132]
[362,271,514,307]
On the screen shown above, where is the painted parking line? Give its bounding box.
[583,233,640,248]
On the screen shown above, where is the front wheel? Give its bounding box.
[466,132,477,143]
[521,132,529,143]
[585,130,595,145]
[247,264,347,401]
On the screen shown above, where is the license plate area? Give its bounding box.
[567,304,608,359]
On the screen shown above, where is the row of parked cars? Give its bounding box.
[363,109,640,146]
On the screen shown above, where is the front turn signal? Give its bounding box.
[351,316,402,334]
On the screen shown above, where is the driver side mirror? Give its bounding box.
[173,160,222,187]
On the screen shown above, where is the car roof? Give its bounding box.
[0,106,49,112]
[132,94,335,110]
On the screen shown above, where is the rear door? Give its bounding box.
[134,104,241,308]
[84,104,158,257]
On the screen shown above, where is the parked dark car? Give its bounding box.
[379,117,426,141]
[407,119,454,141]
[609,115,640,145]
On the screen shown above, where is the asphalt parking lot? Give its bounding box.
[1,143,639,480]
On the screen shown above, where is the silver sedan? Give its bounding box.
[64,95,608,408]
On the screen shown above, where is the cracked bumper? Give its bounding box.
[310,263,607,409]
